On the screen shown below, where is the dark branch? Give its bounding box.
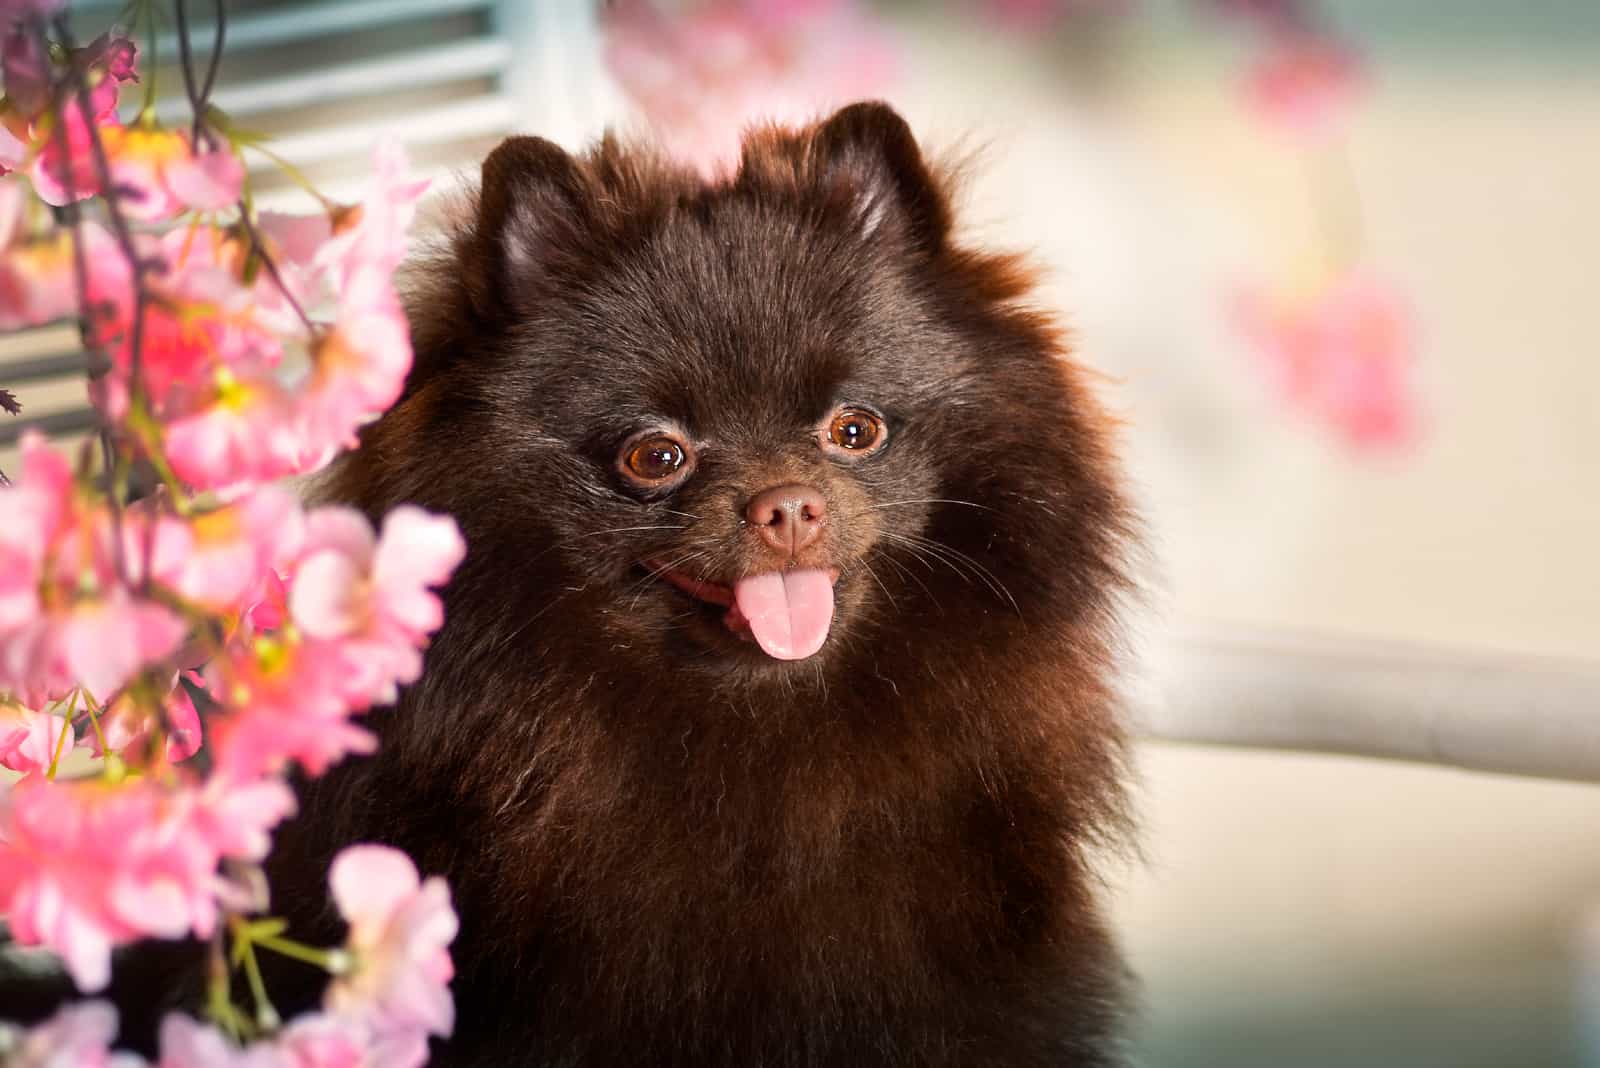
[198,1,228,117]
[235,204,317,335]
[175,0,229,148]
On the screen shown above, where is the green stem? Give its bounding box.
[81,690,112,766]
[1303,138,1366,280]
[206,929,246,1040]
[230,921,282,1031]
[45,689,81,779]
[140,0,159,116]
[256,934,347,974]
[240,144,330,207]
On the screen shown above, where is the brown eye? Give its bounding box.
[825,408,885,454]
[621,434,691,487]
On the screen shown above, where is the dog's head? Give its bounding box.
[348,103,1130,693]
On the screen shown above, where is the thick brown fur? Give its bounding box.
[259,102,1139,1066]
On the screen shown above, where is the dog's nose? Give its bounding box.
[745,484,827,558]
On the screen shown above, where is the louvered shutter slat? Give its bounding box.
[1,0,518,471]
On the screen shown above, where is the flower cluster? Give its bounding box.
[1204,1,1419,453]
[1233,275,1417,450]
[1208,0,1362,141]
[0,846,456,1068]
[0,3,461,1062]
[602,0,896,176]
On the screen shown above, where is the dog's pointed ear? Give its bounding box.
[465,136,591,320]
[809,102,950,254]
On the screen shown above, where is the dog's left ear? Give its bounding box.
[810,101,950,254]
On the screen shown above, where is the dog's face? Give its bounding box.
[379,104,1127,689]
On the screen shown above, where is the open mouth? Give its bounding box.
[643,558,840,661]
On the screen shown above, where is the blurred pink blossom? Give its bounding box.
[317,140,429,284]
[0,434,188,706]
[296,280,413,460]
[91,674,203,764]
[1233,274,1418,451]
[2,26,138,197]
[27,97,111,205]
[288,504,465,707]
[100,123,246,221]
[204,626,373,781]
[273,1013,372,1068]
[102,143,425,490]
[0,699,63,773]
[157,1014,289,1068]
[130,486,305,616]
[0,433,69,634]
[163,369,307,492]
[0,772,295,991]
[0,218,125,334]
[1245,33,1362,140]
[603,0,896,176]
[0,1000,144,1068]
[323,844,457,1065]
[204,502,462,780]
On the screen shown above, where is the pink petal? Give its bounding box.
[166,141,245,212]
[290,549,368,640]
[328,844,421,930]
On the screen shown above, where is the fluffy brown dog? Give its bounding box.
[257,101,1137,1067]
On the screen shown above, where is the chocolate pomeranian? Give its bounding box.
[6,101,1140,1066]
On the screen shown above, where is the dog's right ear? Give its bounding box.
[464,136,592,322]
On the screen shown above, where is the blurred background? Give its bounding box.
[4,1,1599,1064]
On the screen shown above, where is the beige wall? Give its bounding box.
[883,12,1599,1063]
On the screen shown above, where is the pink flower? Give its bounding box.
[0,1000,145,1068]
[1233,274,1419,451]
[1245,34,1362,140]
[314,141,429,286]
[92,674,203,764]
[157,1015,289,1068]
[274,1013,371,1068]
[205,633,374,780]
[28,97,108,206]
[147,487,306,615]
[323,845,457,1057]
[0,434,189,707]
[154,1011,388,1068]
[0,217,128,339]
[1,585,189,708]
[603,0,897,176]
[90,230,273,421]
[0,698,68,773]
[0,772,294,991]
[296,277,413,458]
[0,433,70,633]
[288,505,465,707]
[0,230,80,332]
[0,175,24,246]
[163,369,306,492]
[192,529,430,773]
[100,124,245,221]
[0,102,28,174]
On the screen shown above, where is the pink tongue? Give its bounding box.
[732,569,835,661]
